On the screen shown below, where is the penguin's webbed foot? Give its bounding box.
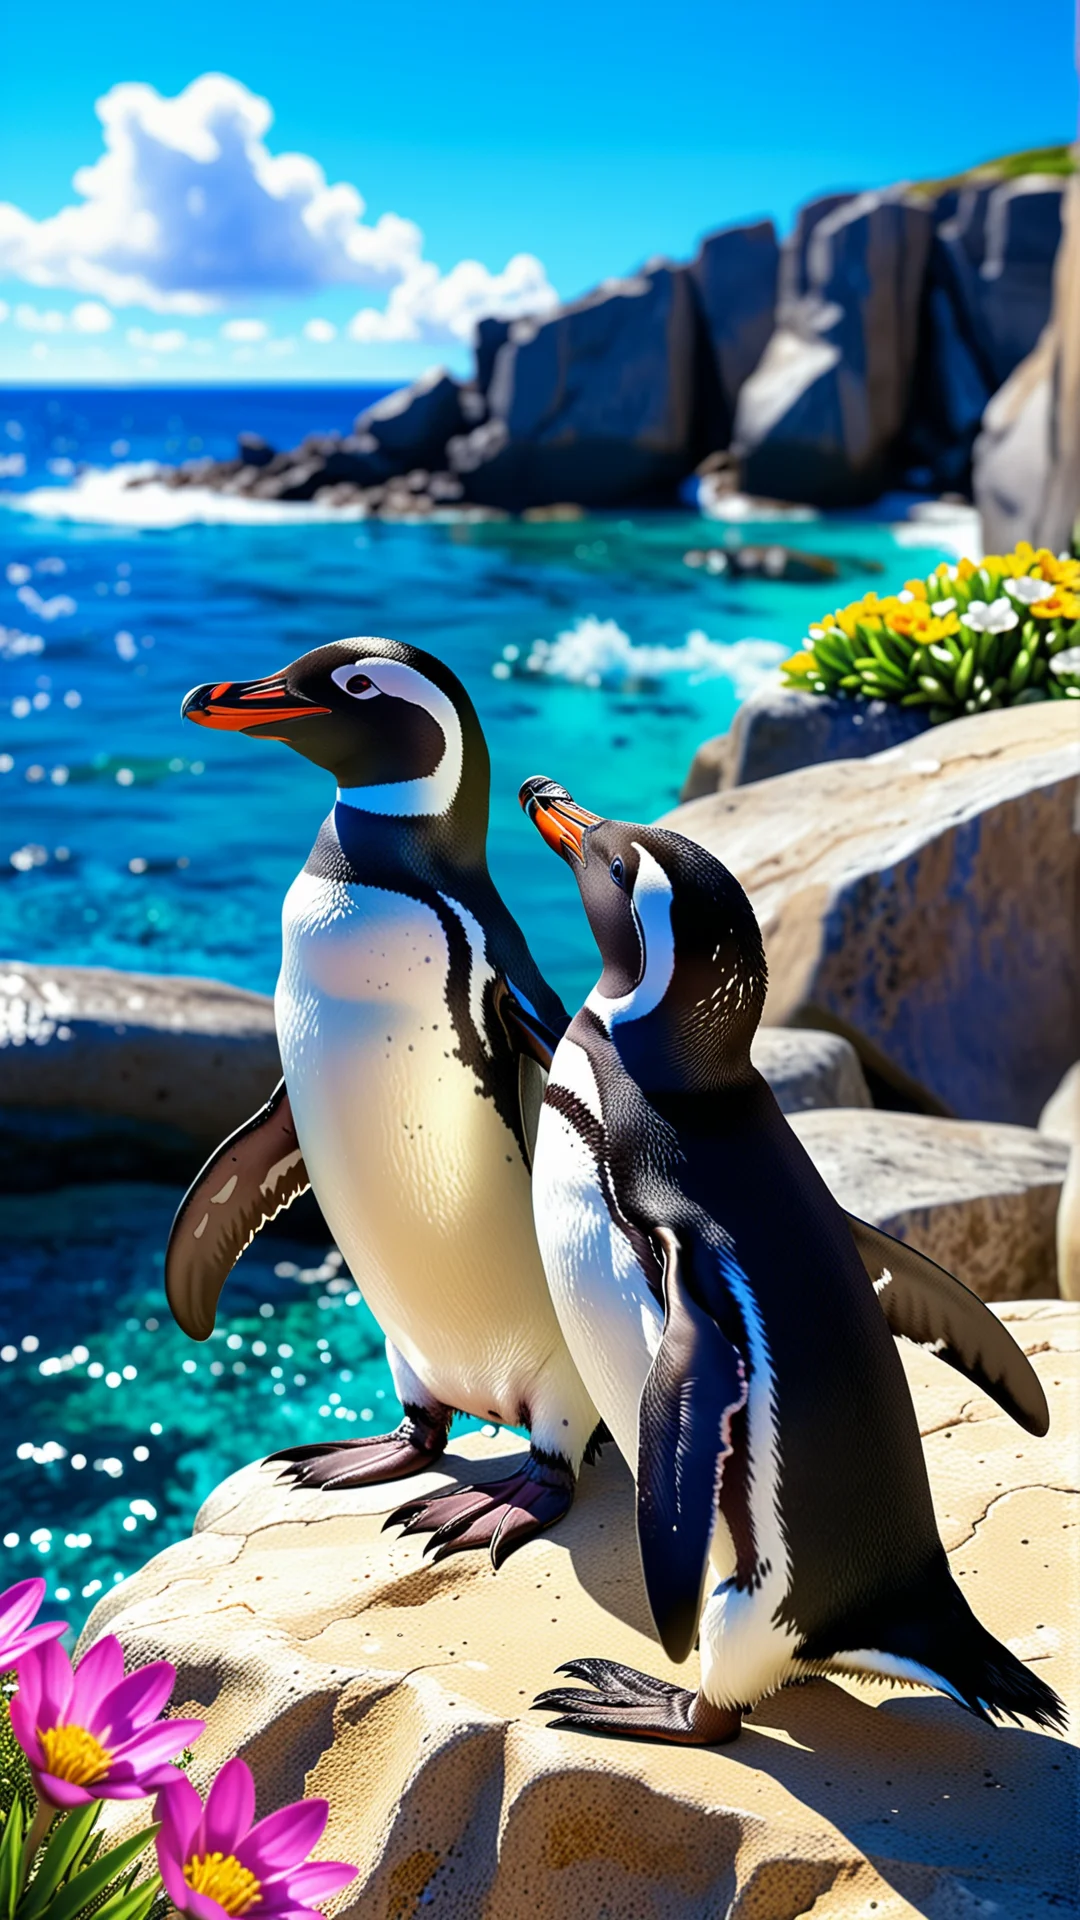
[266,1405,450,1490]
[534,1659,742,1746]
[387,1450,574,1567]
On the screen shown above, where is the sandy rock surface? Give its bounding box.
[86,1301,1078,1919]
[663,704,1080,1126]
[793,1108,1068,1299]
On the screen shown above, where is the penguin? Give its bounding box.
[165,641,602,1565]
[518,776,1064,1743]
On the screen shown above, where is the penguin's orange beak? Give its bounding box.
[519,776,602,866]
[181,674,331,734]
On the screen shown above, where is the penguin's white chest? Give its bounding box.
[274,867,559,1423]
[532,1038,662,1465]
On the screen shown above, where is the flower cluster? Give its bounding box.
[782,543,1080,721]
[0,1581,355,1920]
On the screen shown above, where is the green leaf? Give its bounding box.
[87,1875,161,1920]
[0,1799,24,1920]
[19,1806,99,1920]
[36,1828,159,1920]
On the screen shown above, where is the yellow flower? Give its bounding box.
[1029,588,1080,620]
[903,578,928,601]
[1037,552,1080,590]
[783,650,816,674]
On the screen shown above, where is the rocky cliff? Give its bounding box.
[135,149,1075,522]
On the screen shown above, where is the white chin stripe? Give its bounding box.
[586,842,675,1029]
[334,655,464,818]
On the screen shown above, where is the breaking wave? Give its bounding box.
[493,615,786,695]
[1,463,376,529]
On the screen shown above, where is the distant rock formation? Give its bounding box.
[733,189,934,506]
[133,152,1073,520]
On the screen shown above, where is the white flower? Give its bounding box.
[1050,647,1080,678]
[897,589,914,603]
[961,597,1019,634]
[1004,575,1055,604]
[931,596,957,616]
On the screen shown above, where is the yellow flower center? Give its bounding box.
[183,1853,262,1917]
[37,1724,113,1788]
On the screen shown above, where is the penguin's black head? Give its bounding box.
[520,775,767,1091]
[182,638,489,838]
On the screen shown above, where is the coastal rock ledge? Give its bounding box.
[86,1302,1078,1918]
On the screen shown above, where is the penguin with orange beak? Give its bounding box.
[520,776,1060,1743]
[167,643,600,1564]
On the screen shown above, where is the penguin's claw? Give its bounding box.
[533,1660,742,1746]
[386,1455,575,1567]
[266,1416,448,1490]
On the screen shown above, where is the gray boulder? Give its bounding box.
[906,175,1066,494]
[792,1108,1068,1301]
[355,366,477,471]
[689,219,779,443]
[663,704,1080,1125]
[681,684,932,798]
[734,188,934,505]
[0,963,279,1186]
[751,1028,870,1113]
[973,169,1079,554]
[449,263,708,509]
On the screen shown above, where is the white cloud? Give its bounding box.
[220,317,268,341]
[0,301,8,324]
[15,304,65,332]
[70,300,113,333]
[347,252,557,345]
[126,326,187,353]
[0,73,423,312]
[302,317,336,343]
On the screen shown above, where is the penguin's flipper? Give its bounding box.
[166,1079,309,1341]
[846,1214,1050,1438]
[637,1225,748,1665]
[495,977,562,1167]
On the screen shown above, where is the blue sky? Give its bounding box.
[0,0,1076,384]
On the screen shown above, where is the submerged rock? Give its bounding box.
[86,1303,1078,1916]
[664,704,1080,1123]
[793,1108,1068,1299]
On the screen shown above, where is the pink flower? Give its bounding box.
[155,1759,355,1920]
[0,1578,67,1667]
[10,1634,205,1810]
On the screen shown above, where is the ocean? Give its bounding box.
[0,384,961,1628]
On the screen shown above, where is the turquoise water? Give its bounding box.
[0,388,960,1630]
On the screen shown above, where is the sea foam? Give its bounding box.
[2,464,374,529]
[495,615,785,694]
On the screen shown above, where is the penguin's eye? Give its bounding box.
[342,672,380,700]
[609,856,626,889]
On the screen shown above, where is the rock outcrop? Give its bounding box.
[680,684,932,798]
[448,262,712,510]
[688,218,779,441]
[974,163,1080,554]
[85,1300,1078,1918]
[663,704,1080,1124]
[910,172,1067,496]
[0,962,278,1184]
[733,189,934,505]
[127,155,1070,516]
[793,1108,1068,1299]
[751,1028,870,1114]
